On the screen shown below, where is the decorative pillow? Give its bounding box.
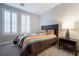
[47,30,54,34]
[41,30,46,33]
[39,30,46,35]
[39,32,47,35]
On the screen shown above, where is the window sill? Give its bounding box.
[1,33,19,36]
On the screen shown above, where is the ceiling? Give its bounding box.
[5,3,61,15]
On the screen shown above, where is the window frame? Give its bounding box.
[2,8,18,35]
[26,15,30,33]
[2,8,31,35]
[11,12,18,34]
[3,9,11,35]
[21,14,26,33]
[21,14,30,33]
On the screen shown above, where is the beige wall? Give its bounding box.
[30,15,41,33]
[40,3,79,39]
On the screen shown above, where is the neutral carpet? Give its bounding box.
[0,42,78,56]
[38,46,75,56]
[0,42,21,56]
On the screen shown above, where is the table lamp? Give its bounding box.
[62,22,74,39]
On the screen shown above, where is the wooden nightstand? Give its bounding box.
[58,38,77,56]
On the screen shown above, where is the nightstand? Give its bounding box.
[58,38,77,56]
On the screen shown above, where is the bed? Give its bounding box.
[13,24,59,56]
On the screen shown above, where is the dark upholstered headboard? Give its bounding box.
[41,24,59,37]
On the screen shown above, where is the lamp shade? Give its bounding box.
[62,22,74,29]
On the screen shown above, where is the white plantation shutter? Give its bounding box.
[21,15,30,33]
[4,9,18,34]
[3,9,30,34]
[21,15,26,33]
[26,16,30,33]
[4,10,11,34]
[12,12,17,33]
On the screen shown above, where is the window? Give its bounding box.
[12,12,17,33]
[3,9,18,34]
[26,16,30,33]
[3,8,30,34]
[21,15,26,33]
[21,15,30,33]
[4,10,11,34]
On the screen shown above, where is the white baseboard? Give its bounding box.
[0,41,12,46]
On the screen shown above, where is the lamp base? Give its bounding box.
[65,29,70,39]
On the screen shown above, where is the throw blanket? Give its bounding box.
[22,34,56,50]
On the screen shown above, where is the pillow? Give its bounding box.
[39,32,47,35]
[31,33,37,35]
[41,30,46,33]
[47,30,54,34]
[38,30,47,35]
